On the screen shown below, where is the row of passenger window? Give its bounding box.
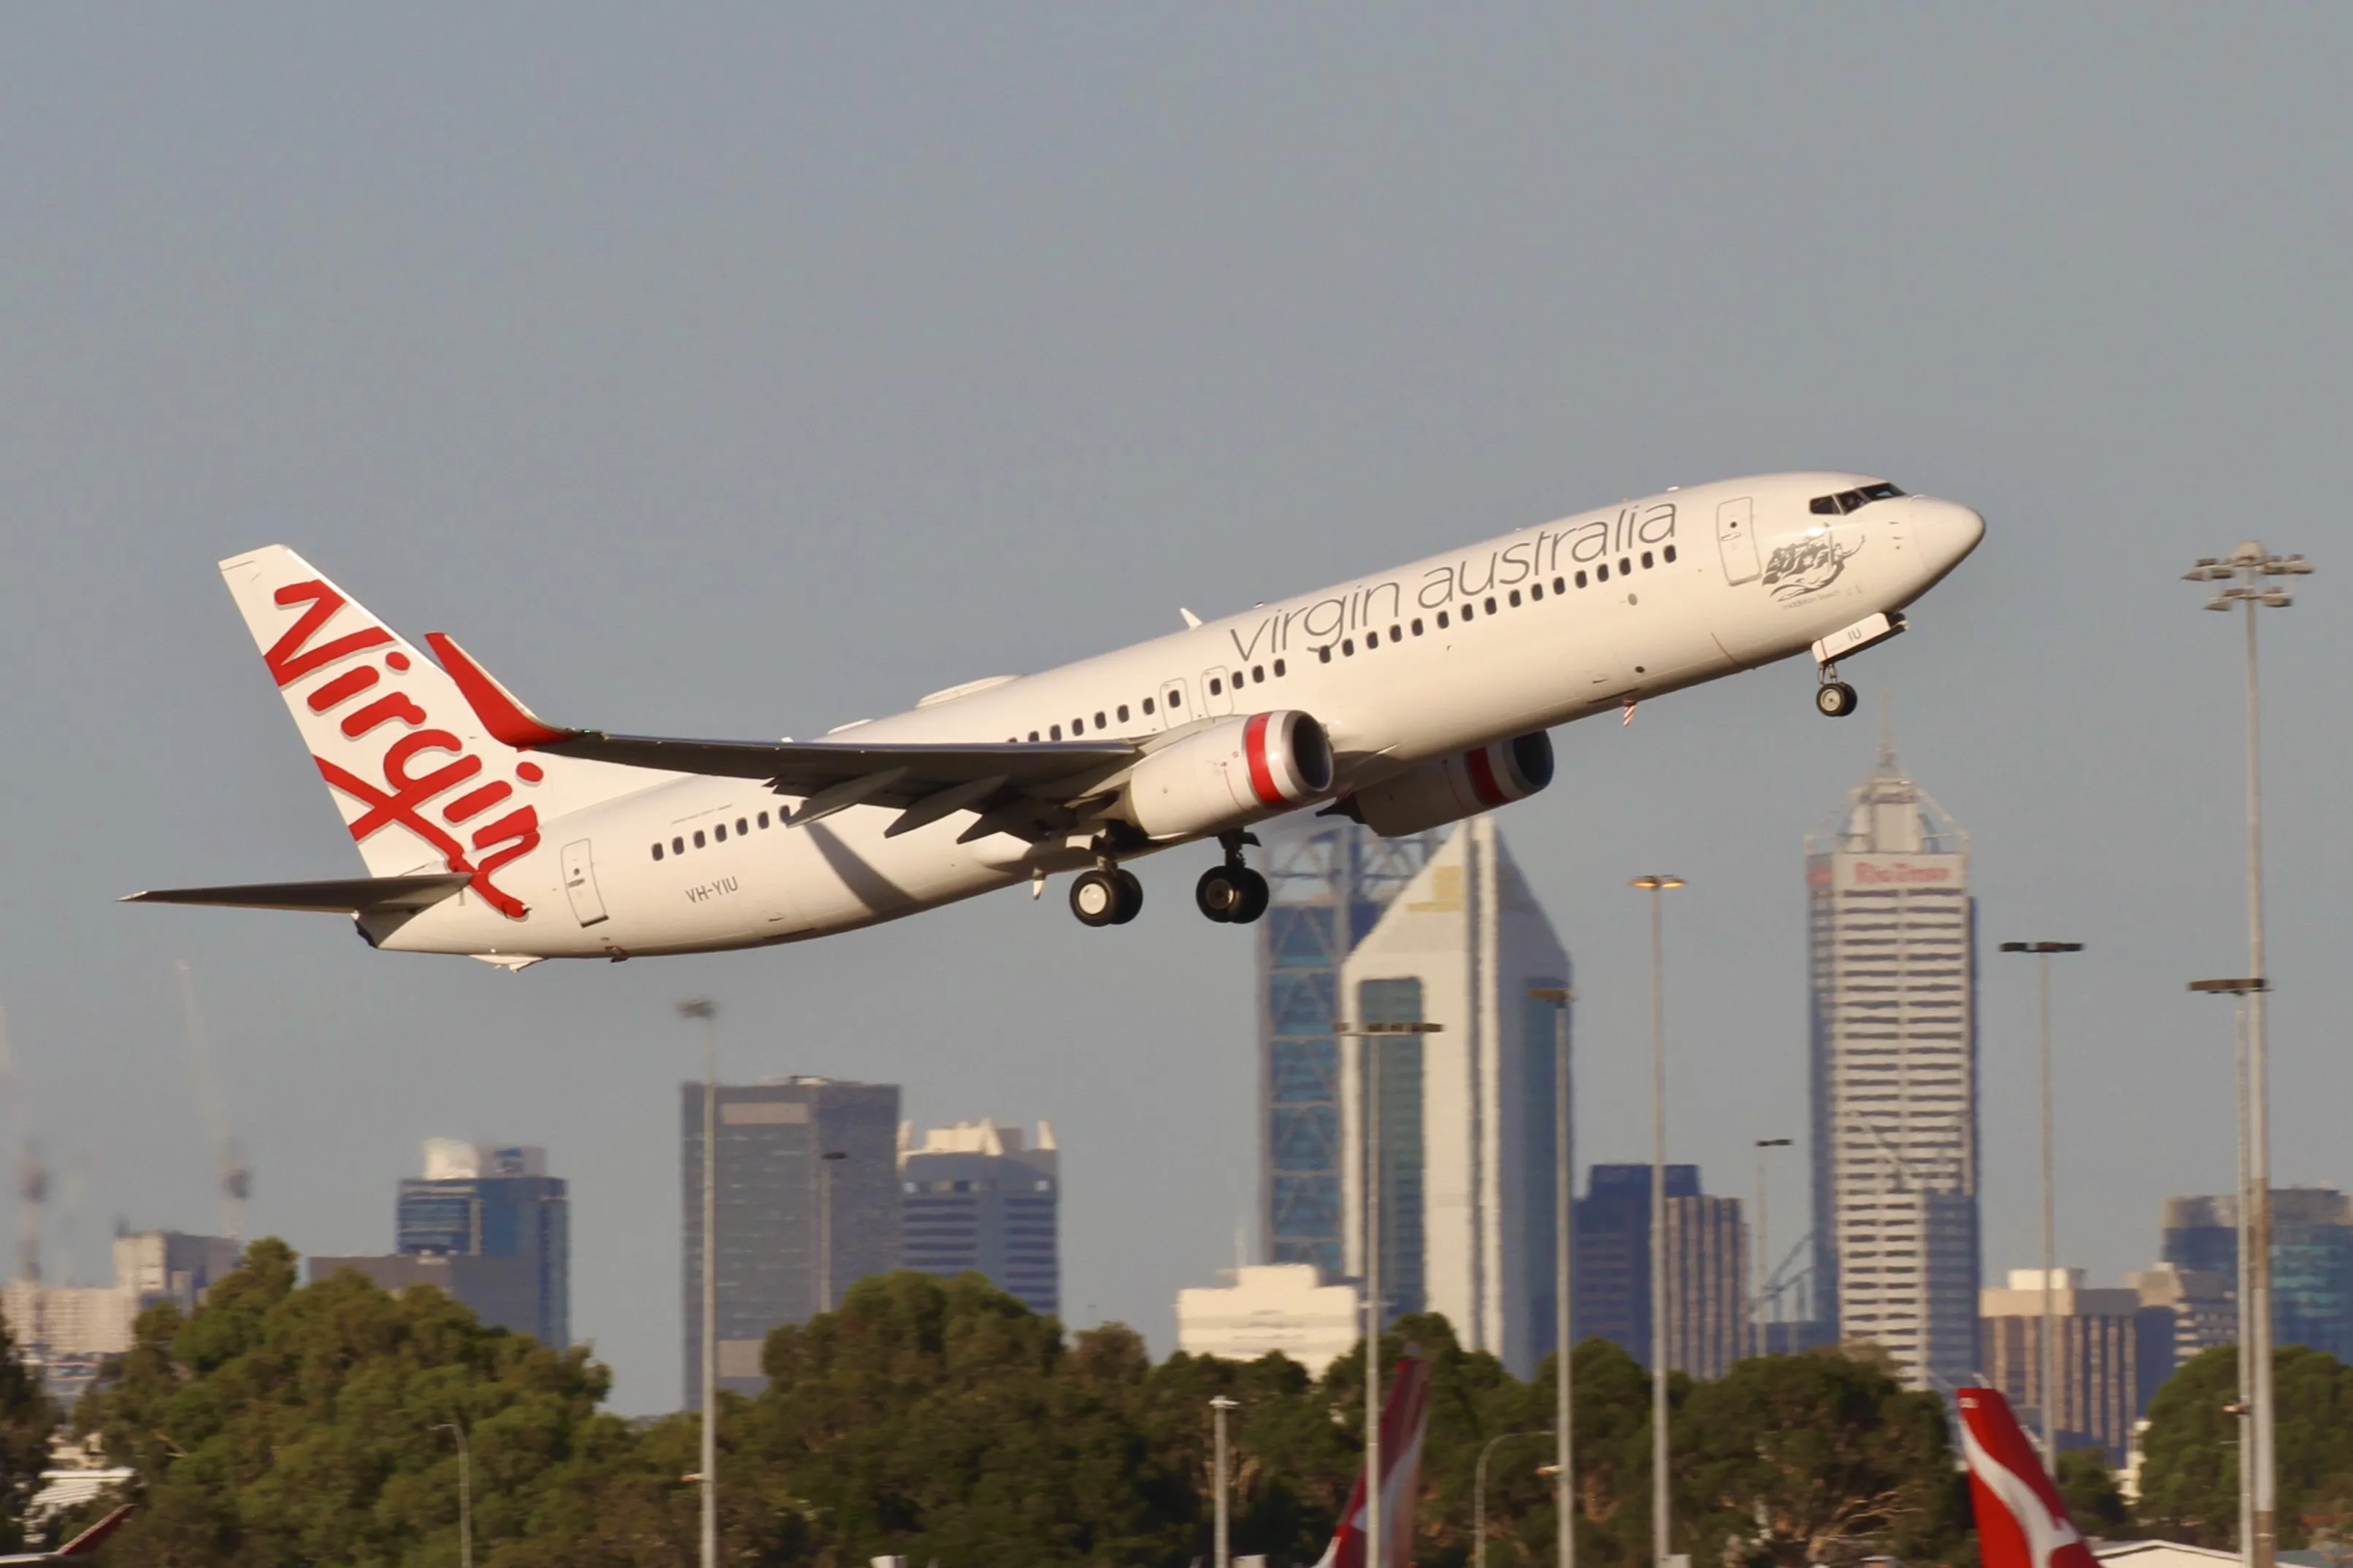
[651,810,773,861]
[1005,659,1298,743]
[1000,541,1686,739]
[1316,545,1680,662]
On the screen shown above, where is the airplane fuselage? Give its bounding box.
[353,472,1981,961]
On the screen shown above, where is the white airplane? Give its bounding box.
[128,473,1982,966]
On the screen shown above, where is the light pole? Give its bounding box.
[2192,975,2268,1568]
[1629,874,1684,1568]
[1529,986,1576,1568]
[817,1150,847,1313]
[679,998,719,1568]
[1751,1139,1791,1359]
[2185,539,2310,1568]
[1212,1394,1238,1568]
[431,1422,472,1568]
[1335,1015,1443,1568]
[2000,939,2084,1468]
[1473,1429,1555,1568]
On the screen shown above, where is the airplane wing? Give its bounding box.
[119,874,472,914]
[0,1503,137,1564]
[425,634,1142,839]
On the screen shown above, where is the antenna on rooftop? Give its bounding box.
[175,961,250,1241]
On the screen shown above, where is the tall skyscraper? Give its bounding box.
[1573,1164,1746,1376]
[898,1118,1059,1315]
[1259,819,1443,1278]
[681,1077,899,1404]
[2129,1261,2235,1367]
[396,1140,569,1348]
[1980,1267,2172,1456]
[1808,745,1979,1391]
[1336,815,1570,1375]
[2162,1189,2353,1361]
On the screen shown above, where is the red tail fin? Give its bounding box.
[1316,1356,1432,1568]
[1955,1387,2097,1568]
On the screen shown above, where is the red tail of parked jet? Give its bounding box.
[1313,1356,1432,1568]
[1955,1386,2098,1568]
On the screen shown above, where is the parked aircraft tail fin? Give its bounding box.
[1311,1354,1432,1568]
[1955,1386,2098,1568]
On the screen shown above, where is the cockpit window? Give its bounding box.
[1809,481,1907,515]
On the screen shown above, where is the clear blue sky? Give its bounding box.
[3,7,2349,1411]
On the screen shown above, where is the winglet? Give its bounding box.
[423,633,573,748]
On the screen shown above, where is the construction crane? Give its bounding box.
[174,961,250,1242]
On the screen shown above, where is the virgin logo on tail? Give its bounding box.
[264,580,541,918]
[1955,1387,2097,1568]
[1314,1356,1432,1568]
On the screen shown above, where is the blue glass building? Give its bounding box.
[1257,820,1442,1276]
[395,1141,569,1349]
[2162,1188,2353,1361]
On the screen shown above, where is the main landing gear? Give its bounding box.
[1815,664,1858,719]
[1070,864,1144,927]
[1196,831,1270,926]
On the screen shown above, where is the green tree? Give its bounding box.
[74,1238,633,1568]
[0,1313,58,1553]
[1674,1350,1964,1568]
[2054,1448,2131,1537]
[2137,1342,2353,1548]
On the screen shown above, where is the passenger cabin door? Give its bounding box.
[1716,496,1761,585]
[1199,666,1237,718]
[1156,677,1190,729]
[560,839,610,927]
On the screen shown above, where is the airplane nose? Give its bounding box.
[1920,500,1987,571]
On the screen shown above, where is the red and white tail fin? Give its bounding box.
[217,547,655,918]
[1313,1356,1432,1568]
[1955,1387,2098,1568]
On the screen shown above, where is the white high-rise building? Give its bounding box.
[1337,815,1570,1376]
[1807,745,1978,1391]
[1177,1264,1362,1376]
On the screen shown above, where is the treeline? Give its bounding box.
[17,1240,2352,1565]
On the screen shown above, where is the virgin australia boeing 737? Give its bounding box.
[128,473,1982,966]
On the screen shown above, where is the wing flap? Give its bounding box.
[122,874,472,915]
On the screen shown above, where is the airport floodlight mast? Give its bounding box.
[2190,975,2268,1568]
[1997,940,2084,1469]
[1335,1016,1443,1568]
[2183,541,2311,1568]
[678,999,719,1568]
[1211,1395,1238,1568]
[1627,875,1684,1568]
[1528,985,1576,1568]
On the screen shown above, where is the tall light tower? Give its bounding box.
[1629,874,1684,1568]
[1999,939,2083,1467]
[1529,986,1576,1568]
[2184,541,2311,1568]
[680,999,720,1568]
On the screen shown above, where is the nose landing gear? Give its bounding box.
[1197,830,1270,925]
[1070,865,1144,927]
[1815,673,1858,718]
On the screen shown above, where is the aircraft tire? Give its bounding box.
[1111,869,1144,925]
[1815,681,1857,718]
[1071,869,1124,927]
[1195,865,1243,923]
[1230,867,1270,925]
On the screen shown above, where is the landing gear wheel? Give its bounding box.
[1071,869,1124,927]
[1196,865,1246,923]
[1229,867,1270,925]
[1110,869,1144,925]
[1815,680,1858,718]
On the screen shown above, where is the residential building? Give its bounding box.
[1573,1164,1746,1375]
[2129,1262,2235,1372]
[682,1077,900,1404]
[1336,815,1570,1375]
[1177,1263,1362,1377]
[1259,819,1444,1279]
[1808,744,1980,1391]
[395,1140,569,1348]
[1981,1267,2172,1456]
[2161,1189,2353,1361]
[899,1119,1059,1315]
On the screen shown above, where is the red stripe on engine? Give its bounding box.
[1464,744,1508,807]
[1243,712,1286,805]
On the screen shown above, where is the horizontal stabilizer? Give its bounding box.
[121,874,472,915]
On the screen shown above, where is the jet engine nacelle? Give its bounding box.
[1127,711,1334,840]
[1335,731,1554,838]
